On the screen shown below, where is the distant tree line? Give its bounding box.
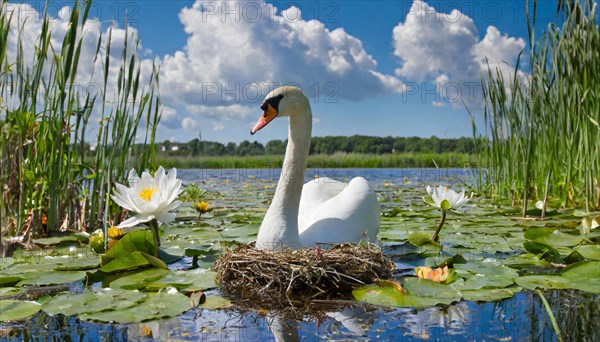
[156,136,475,157]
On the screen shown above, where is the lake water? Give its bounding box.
[3,168,598,341]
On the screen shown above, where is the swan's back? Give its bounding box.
[298,176,380,246]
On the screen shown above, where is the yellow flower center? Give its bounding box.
[139,187,158,202]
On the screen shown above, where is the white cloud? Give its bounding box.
[212,123,225,131]
[392,0,526,109]
[159,0,404,111]
[181,117,200,130]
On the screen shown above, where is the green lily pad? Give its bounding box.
[561,261,600,293]
[17,271,87,286]
[408,232,439,247]
[452,274,514,290]
[42,291,98,316]
[460,286,522,302]
[524,227,584,247]
[577,245,600,260]
[453,260,518,279]
[524,241,561,261]
[109,269,171,290]
[0,287,24,299]
[199,294,233,310]
[80,291,191,323]
[353,278,461,308]
[0,300,42,321]
[102,230,156,264]
[100,251,168,274]
[0,257,15,269]
[33,235,78,246]
[0,276,22,287]
[145,270,218,293]
[515,275,573,291]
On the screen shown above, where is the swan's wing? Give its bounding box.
[299,177,380,245]
[298,177,347,229]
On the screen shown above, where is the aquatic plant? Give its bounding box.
[475,0,600,213]
[0,0,162,239]
[112,167,182,257]
[424,185,471,242]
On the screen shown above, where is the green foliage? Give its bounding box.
[159,152,474,169]
[156,135,476,158]
[476,0,600,211]
[0,0,162,236]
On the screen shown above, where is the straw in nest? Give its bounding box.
[214,242,395,299]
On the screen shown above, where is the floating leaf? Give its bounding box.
[100,251,167,274]
[408,232,439,247]
[17,271,87,286]
[33,235,78,246]
[0,276,22,287]
[453,260,518,279]
[0,300,42,321]
[109,269,171,290]
[524,241,561,261]
[80,291,190,323]
[460,286,521,302]
[577,245,600,261]
[198,294,232,310]
[524,227,583,247]
[42,291,98,316]
[452,274,514,291]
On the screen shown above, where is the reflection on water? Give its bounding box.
[179,167,478,186]
[3,168,599,341]
[8,290,596,341]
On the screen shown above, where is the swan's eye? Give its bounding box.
[260,94,284,113]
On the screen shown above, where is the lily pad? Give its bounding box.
[577,245,600,260]
[460,286,521,302]
[524,241,561,261]
[80,291,191,323]
[33,235,78,246]
[453,260,518,279]
[451,274,514,290]
[524,227,584,247]
[353,278,461,308]
[199,294,233,310]
[17,271,87,286]
[408,232,440,247]
[109,269,171,290]
[100,251,168,274]
[0,300,42,321]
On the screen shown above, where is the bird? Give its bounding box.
[250,86,379,250]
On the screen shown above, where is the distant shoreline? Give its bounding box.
[157,152,476,169]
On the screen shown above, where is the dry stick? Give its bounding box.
[431,210,447,242]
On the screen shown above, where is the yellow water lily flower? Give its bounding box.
[112,167,182,228]
[415,266,450,283]
[194,201,210,213]
[107,227,125,239]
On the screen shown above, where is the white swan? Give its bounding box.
[250,86,380,250]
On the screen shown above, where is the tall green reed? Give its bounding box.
[476,0,600,213]
[0,0,162,237]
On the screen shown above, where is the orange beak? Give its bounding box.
[250,103,278,135]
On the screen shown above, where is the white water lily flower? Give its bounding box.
[112,167,182,228]
[425,185,471,210]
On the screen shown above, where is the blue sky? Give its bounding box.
[10,1,560,144]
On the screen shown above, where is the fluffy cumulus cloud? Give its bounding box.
[159,0,404,120]
[2,3,160,125]
[392,0,526,108]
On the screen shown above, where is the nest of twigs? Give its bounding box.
[214,242,395,299]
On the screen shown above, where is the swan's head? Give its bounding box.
[251,86,307,135]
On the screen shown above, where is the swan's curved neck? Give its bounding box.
[257,98,312,249]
